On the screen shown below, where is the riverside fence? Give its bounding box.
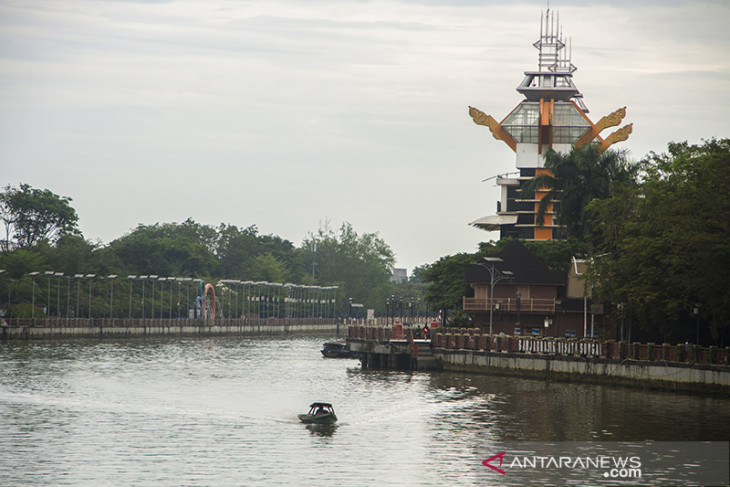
[348,325,730,366]
[1,317,342,340]
[348,325,730,394]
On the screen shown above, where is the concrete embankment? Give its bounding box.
[1,318,342,340]
[348,325,730,395]
[437,348,730,395]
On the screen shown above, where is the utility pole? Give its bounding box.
[311,241,317,279]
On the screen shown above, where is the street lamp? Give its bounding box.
[64,274,72,317]
[273,283,283,319]
[55,272,63,317]
[27,271,40,321]
[86,274,96,318]
[74,274,84,318]
[45,270,54,316]
[149,275,158,318]
[390,294,396,325]
[139,276,148,319]
[158,277,166,319]
[176,278,183,319]
[128,275,137,320]
[107,275,118,320]
[49,272,63,318]
[617,302,625,341]
[694,304,701,344]
[477,257,513,336]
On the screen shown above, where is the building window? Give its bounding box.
[502,102,540,143]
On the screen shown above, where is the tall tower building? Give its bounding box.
[469,10,632,240]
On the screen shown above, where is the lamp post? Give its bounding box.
[128,276,136,320]
[177,278,182,319]
[74,274,84,318]
[158,277,166,319]
[149,275,158,319]
[86,274,96,318]
[617,303,625,342]
[65,274,72,317]
[27,271,39,321]
[694,304,701,344]
[477,257,513,336]
[107,275,117,320]
[384,297,390,326]
[45,270,54,316]
[54,272,63,317]
[387,297,392,325]
[274,283,283,319]
[139,276,148,319]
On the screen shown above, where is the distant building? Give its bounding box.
[390,268,408,283]
[468,9,632,241]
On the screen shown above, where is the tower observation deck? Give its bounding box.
[468,10,632,241]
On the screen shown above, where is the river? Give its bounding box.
[1,335,727,486]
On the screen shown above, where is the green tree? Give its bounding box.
[521,145,638,240]
[106,222,217,277]
[588,138,730,344]
[0,246,47,278]
[421,252,476,325]
[215,223,296,279]
[44,234,97,275]
[0,183,80,249]
[302,221,394,314]
[249,253,291,283]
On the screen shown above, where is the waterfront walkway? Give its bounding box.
[1,317,341,340]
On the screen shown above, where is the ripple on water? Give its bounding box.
[1,336,728,486]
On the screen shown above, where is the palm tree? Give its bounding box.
[521,144,638,239]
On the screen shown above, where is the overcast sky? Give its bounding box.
[1,0,728,274]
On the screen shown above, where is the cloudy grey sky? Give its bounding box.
[1,0,728,274]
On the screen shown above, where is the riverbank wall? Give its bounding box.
[348,325,730,395]
[1,317,342,340]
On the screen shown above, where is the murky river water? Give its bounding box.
[1,335,728,486]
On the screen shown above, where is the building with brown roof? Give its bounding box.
[463,240,612,338]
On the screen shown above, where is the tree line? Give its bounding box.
[2,138,727,344]
[421,139,729,346]
[0,187,425,318]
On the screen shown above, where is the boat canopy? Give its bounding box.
[310,402,332,408]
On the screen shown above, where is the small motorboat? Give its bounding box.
[321,340,355,358]
[298,402,337,425]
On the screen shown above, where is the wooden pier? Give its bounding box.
[347,324,441,371]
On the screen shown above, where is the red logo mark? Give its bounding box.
[482,451,506,475]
